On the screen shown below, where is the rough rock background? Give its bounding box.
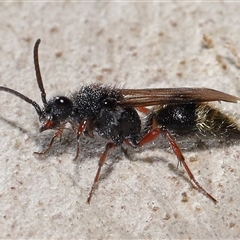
[0,2,240,239]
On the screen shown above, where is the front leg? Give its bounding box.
[34,125,65,156]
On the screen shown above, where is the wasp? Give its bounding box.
[1,39,240,204]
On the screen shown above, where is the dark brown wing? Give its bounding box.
[117,88,239,107]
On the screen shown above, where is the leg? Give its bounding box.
[73,120,88,161]
[74,119,95,161]
[34,127,65,156]
[136,106,151,115]
[162,129,217,203]
[135,125,217,203]
[87,142,115,204]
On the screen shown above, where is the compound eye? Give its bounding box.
[55,96,72,109]
[102,98,117,109]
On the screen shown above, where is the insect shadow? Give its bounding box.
[1,39,240,204]
[0,116,29,135]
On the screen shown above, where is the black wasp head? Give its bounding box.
[0,40,74,133]
[39,96,73,132]
[0,40,75,133]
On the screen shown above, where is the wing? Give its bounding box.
[117,88,239,107]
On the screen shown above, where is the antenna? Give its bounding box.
[0,86,42,116]
[34,39,47,106]
[0,39,45,117]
